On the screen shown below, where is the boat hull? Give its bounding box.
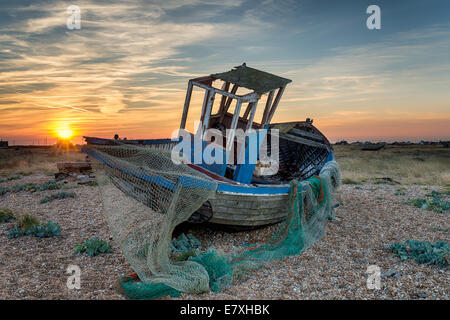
[83,120,334,228]
[207,191,289,227]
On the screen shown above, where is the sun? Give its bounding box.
[55,125,74,140]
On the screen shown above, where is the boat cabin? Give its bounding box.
[180,63,292,136]
[177,63,294,184]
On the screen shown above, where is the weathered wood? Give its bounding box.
[211,198,287,210]
[209,216,285,226]
[245,100,258,131]
[211,205,288,218]
[217,81,230,114]
[199,89,210,129]
[214,193,287,202]
[290,127,323,141]
[220,84,239,122]
[226,99,243,150]
[280,132,328,149]
[242,102,253,120]
[180,80,193,129]
[202,91,216,131]
[266,86,285,125]
[261,90,275,125]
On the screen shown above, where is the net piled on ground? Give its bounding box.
[86,143,218,295]
[85,143,341,298]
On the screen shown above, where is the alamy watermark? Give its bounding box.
[170,121,280,175]
[366,5,381,30]
[366,265,381,290]
[66,264,81,290]
[66,5,81,30]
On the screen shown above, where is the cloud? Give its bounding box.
[0,1,449,143]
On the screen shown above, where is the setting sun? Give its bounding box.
[55,125,74,140]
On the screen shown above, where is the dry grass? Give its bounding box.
[334,145,450,186]
[0,144,448,300]
[0,147,85,177]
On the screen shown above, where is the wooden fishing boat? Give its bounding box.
[84,64,336,228]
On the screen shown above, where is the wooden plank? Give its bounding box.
[220,83,239,121]
[198,89,210,132]
[211,198,288,210]
[280,132,328,149]
[211,210,287,221]
[266,86,285,124]
[211,213,287,223]
[290,127,323,141]
[226,99,243,150]
[261,90,275,125]
[180,80,193,129]
[242,102,253,120]
[218,81,230,114]
[193,81,241,101]
[212,205,288,216]
[245,100,258,131]
[202,91,216,132]
[209,216,285,226]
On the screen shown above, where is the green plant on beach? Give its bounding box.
[74,238,111,256]
[0,208,16,223]
[11,179,64,193]
[0,186,11,196]
[8,214,60,238]
[40,191,76,203]
[390,240,449,267]
[406,190,449,213]
[394,187,407,196]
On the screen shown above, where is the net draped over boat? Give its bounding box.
[85,143,341,299]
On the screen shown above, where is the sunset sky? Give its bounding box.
[0,0,449,145]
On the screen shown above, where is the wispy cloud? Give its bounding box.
[0,1,449,143]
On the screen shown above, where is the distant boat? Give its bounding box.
[360,142,386,151]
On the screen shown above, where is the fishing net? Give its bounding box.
[84,143,341,299]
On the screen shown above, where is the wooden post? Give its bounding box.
[202,91,216,132]
[180,81,193,129]
[226,99,243,151]
[199,89,210,124]
[219,84,238,122]
[242,102,253,120]
[261,89,275,125]
[245,101,258,131]
[218,81,230,114]
[266,86,285,125]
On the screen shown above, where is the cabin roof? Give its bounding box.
[211,64,292,94]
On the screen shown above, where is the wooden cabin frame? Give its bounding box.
[179,64,292,151]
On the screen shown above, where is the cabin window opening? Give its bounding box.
[184,86,206,133]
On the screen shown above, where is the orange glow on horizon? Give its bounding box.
[53,123,75,141]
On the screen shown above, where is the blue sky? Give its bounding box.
[0,0,449,143]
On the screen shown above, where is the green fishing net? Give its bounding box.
[85,143,341,299]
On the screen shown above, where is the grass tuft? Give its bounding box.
[0,208,16,223]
